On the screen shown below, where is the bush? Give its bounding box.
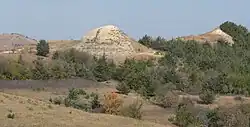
[206,104,250,127]
[90,92,101,109]
[103,92,123,115]
[7,110,15,119]
[71,98,92,111]
[120,99,143,119]
[153,91,179,108]
[116,82,130,95]
[173,103,199,126]
[199,90,215,104]
[164,91,179,108]
[234,95,244,101]
[36,40,49,57]
[52,96,64,105]
[7,113,15,119]
[172,99,203,127]
[64,88,101,112]
[92,55,116,82]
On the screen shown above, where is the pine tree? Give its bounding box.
[36,40,49,57]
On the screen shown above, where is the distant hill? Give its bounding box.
[177,28,234,46]
[0,33,38,52]
[73,25,157,63]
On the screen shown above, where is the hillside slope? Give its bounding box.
[0,92,169,127]
[73,25,157,63]
[0,33,38,52]
[47,40,81,53]
[178,28,234,45]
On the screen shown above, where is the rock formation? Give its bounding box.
[177,28,234,46]
[73,25,154,63]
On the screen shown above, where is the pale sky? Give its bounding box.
[0,0,249,40]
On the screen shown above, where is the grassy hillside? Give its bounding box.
[0,92,169,127]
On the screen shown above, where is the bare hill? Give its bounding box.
[47,40,81,53]
[0,92,169,127]
[177,28,234,45]
[0,33,38,52]
[73,25,157,63]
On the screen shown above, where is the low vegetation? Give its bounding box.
[170,101,250,127]
[7,110,15,119]
[120,100,143,119]
[63,88,101,112]
[52,88,143,119]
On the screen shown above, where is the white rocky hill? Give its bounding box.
[177,28,234,46]
[73,25,155,63]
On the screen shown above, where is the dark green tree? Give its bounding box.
[36,40,49,57]
[138,34,153,47]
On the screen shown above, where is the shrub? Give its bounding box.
[103,92,123,115]
[173,103,196,127]
[71,98,92,111]
[172,100,203,127]
[53,96,64,105]
[199,90,215,104]
[164,91,179,108]
[207,104,250,127]
[116,82,130,95]
[90,92,101,109]
[67,88,86,100]
[153,91,179,108]
[92,55,116,82]
[7,110,15,119]
[234,95,244,101]
[36,40,49,57]
[64,88,101,112]
[120,99,143,119]
[49,97,53,103]
[27,106,34,111]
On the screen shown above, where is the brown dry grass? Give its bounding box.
[179,94,250,109]
[0,92,170,127]
[3,79,250,127]
[47,40,81,52]
[2,83,175,126]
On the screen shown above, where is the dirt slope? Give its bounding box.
[178,28,234,46]
[73,25,157,63]
[0,92,169,127]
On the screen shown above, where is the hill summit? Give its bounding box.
[73,25,154,63]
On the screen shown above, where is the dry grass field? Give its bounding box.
[0,92,171,127]
[1,79,250,127]
[0,79,175,126]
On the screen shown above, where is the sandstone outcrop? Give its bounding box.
[74,25,155,63]
[178,28,234,46]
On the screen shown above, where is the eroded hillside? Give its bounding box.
[177,28,234,45]
[73,25,158,63]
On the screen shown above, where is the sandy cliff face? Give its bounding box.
[178,28,234,46]
[73,25,154,63]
